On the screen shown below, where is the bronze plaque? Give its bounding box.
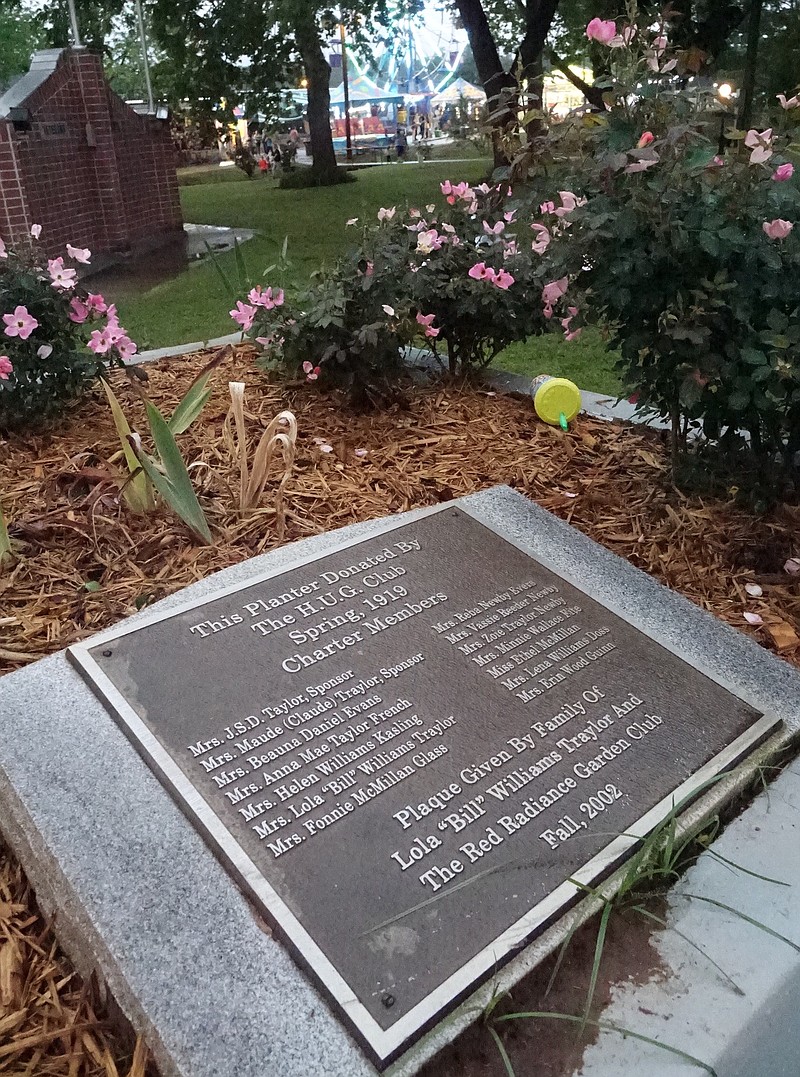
[68,504,777,1067]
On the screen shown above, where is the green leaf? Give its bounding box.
[168,344,229,434]
[740,347,767,366]
[203,240,238,301]
[133,401,213,544]
[493,1012,717,1074]
[680,894,800,953]
[582,900,612,1031]
[767,309,788,333]
[488,1027,516,1077]
[100,379,155,514]
[0,498,11,563]
[679,376,703,409]
[685,145,717,170]
[168,375,213,435]
[83,580,101,592]
[727,390,750,411]
[699,232,719,257]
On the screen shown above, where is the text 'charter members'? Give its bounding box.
[185,538,450,673]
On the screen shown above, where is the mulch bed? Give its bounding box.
[1,343,798,673]
[1,343,799,1076]
[0,839,154,1076]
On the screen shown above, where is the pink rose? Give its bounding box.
[87,328,113,354]
[0,355,12,380]
[772,163,794,182]
[3,305,39,340]
[763,219,793,240]
[68,297,90,324]
[66,243,91,264]
[637,131,655,148]
[492,269,515,290]
[586,17,617,44]
[531,224,551,255]
[542,277,569,307]
[229,301,257,331]
[744,128,773,166]
[85,293,107,313]
[468,261,495,282]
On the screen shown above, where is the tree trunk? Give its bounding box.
[519,0,559,107]
[455,0,515,168]
[737,0,762,129]
[549,52,606,111]
[292,7,338,181]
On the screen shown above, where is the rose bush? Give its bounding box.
[238,181,555,399]
[0,228,136,429]
[516,17,800,481]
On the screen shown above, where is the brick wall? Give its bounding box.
[0,49,182,261]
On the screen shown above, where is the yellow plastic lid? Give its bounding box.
[533,377,582,427]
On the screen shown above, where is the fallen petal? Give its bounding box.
[743,612,763,626]
[784,557,800,575]
[744,583,763,597]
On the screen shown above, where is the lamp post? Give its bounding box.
[66,0,83,47]
[134,0,155,114]
[339,21,352,162]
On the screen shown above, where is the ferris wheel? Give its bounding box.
[371,5,468,94]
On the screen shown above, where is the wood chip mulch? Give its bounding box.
[0,343,798,1077]
[1,344,798,674]
[0,839,154,1075]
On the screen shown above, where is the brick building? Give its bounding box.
[0,48,182,267]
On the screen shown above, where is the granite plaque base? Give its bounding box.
[67,501,779,1068]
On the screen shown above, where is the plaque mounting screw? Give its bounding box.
[381,993,395,1008]
[102,649,112,657]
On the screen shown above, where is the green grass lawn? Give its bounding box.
[495,330,622,396]
[116,161,621,393]
[118,162,488,349]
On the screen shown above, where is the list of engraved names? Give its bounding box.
[178,527,670,893]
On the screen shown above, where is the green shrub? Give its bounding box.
[237,181,553,398]
[521,15,800,480]
[177,166,250,186]
[0,230,135,430]
[278,167,355,190]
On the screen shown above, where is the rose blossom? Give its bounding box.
[585,17,616,44]
[531,223,551,254]
[772,163,794,182]
[229,300,257,330]
[468,261,495,282]
[3,305,38,339]
[763,219,793,240]
[744,128,773,165]
[492,269,515,290]
[66,243,91,263]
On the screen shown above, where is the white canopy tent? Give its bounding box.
[430,78,486,106]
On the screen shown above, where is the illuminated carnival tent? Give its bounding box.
[429,78,486,106]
